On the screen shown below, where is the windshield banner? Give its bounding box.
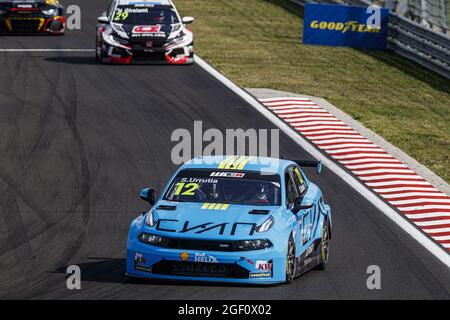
[303,3,389,50]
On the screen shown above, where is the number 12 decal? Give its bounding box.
[174,183,199,196]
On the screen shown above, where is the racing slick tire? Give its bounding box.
[96,40,106,64]
[315,219,330,271]
[285,235,297,284]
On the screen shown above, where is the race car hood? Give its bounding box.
[146,201,284,239]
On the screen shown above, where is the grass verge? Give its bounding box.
[177,0,450,183]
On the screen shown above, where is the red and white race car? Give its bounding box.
[95,0,194,64]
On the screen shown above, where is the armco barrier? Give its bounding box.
[290,0,450,78]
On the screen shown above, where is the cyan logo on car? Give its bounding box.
[155,219,258,236]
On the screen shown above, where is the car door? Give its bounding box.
[284,167,306,259]
[291,166,315,252]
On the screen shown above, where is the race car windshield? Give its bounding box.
[164,170,281,206]
[112,6,179,25]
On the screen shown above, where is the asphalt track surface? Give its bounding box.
[0,0,449,300]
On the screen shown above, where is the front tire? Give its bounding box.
[285,236,297,283]
[96,39,105,64]
[316,220,330,270]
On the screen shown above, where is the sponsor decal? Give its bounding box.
[255,260,273,271]
[303,3,388,49]
[305,243,314,257]
[219,243,231,249]
[132,25,161,34]
[194,253,218,263]
[134,252,146,265]
[173,263,227,275]
[249,272,272,278]
[180,252,190,261]
[210,172,246,178]
[131,25,166,38]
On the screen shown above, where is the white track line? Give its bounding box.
[194,54,450,267]
[0,49,95,52]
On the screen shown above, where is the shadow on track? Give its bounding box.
[45,56,98,65]
[52,257,282,288]
[0,33,64,37]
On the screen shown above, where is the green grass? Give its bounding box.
[177,0,450,183]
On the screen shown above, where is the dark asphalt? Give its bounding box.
[0,0,449,300]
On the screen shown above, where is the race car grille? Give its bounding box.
[152,261,249,279]
[165,238,239,252]
[130,39,167,49]
[7,18,43,32]
[132,51,166,63]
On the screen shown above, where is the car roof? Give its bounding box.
[181,156,295,174]
[117,0,172,6]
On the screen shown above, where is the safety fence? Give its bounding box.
[290,0,450,78]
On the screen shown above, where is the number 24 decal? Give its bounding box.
[174,183,199,196]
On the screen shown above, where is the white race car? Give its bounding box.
[95,0,194,64]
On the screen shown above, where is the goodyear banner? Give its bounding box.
[303,3,389,49]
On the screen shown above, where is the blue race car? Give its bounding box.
[126,156,332,284]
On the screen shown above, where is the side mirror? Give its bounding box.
[317,161,323,174]
[182,16,194,24]
[97,16,109,24]
[292,197,313,214]
[140,188,156,206]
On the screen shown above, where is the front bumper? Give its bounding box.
[100,39,194,65]
[126,241,286,284]
[0,15,65,34]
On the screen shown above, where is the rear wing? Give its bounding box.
[292,160,323,174]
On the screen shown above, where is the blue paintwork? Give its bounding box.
[126,156,332,284]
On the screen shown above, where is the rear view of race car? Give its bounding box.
[96,0,194,64]
[0,0,65,34]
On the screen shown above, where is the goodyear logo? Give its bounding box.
[309,20,381,33]
[303,3,388,50]
[201,203,230,210]
[310,20,381,33]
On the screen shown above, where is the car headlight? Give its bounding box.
[139,233,164,245]
[256,216,274,233]
[42,8,56,16]
[102,28,131,49]
[144,211,156,227]
[165,32,192,48]
[237,239,272,251]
